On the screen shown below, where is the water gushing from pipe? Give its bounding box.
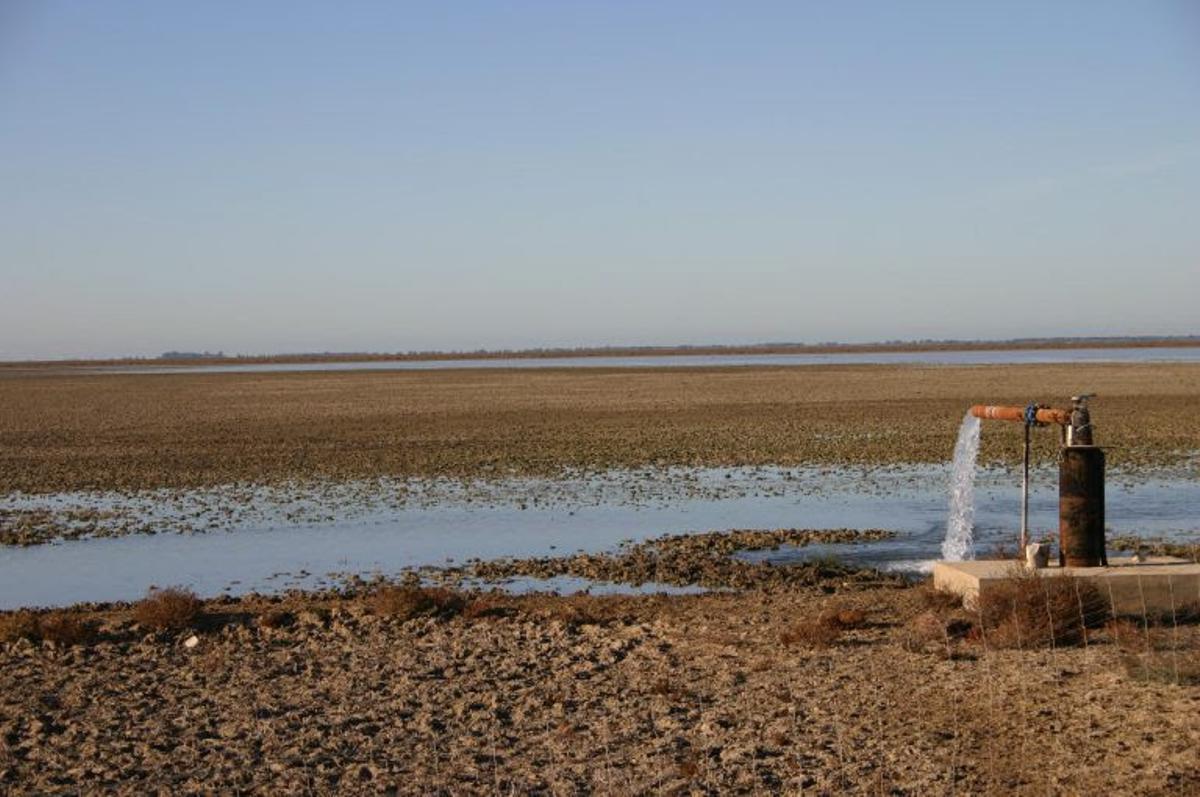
[942,411,982,561]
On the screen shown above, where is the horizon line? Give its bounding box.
[5,334,1200,368]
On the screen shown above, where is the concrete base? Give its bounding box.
[933,556,1200,615]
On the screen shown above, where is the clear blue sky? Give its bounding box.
[2,1,1198,359]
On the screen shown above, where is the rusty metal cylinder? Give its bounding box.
[1059,446,1106,567]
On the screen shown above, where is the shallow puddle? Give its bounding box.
[1,466,1196,608]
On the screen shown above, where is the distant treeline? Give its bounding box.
[4,335,1199,368]
[160,351,225,360]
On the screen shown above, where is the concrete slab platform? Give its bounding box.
[933,556,1200,615]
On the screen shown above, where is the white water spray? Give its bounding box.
[942,411,982,561]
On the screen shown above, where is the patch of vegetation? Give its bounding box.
[369,586,466,621]
[1108,535,1200,562]
[779,604,868,648]
[461,598,514,620]
[0,609,98,645]
[976,572,1106,649]
[0,611,42,643]
[914,583,965,612]
[133,587,202,631]
[257,609,295,629]
[1121,651,1200,686]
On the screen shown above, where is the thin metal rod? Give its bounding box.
[1020,422,1030,553]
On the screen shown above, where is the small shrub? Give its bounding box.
[462,598,512,620]
[826,607,868,630]
[779,601,874,649]
[0,610,98,646]
[36,611,98,645]
[899,611,950,653]
[1105,619,1146,652]
[370,586,465,621]
[535,601,599,627]
[134,587,202,631]
[1105,618,1177,653]
[258,609,295,629]
[976,573,1106,649]
[780,618,842,648]
[915,583,964,612]
[0,611,42,642]
[1143,601,1200,626]
[1122,651,1200,686]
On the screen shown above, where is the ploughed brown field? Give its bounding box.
[2,362,1198,795]
[1,362,1198,493]
[3,577,1199,794]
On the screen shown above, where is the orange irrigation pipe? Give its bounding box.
[969,402,1072,552]
[970,404,1071,426]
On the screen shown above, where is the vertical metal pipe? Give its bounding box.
[1020,422,1030,553]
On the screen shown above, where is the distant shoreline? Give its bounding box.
[4,335,1200,369]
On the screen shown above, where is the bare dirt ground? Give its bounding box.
[2,580,1198,795]
[2,363,1198,794]
[2,363,1197,493]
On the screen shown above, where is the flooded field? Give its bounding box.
[3,465,1196,608]
[3,361,1197,608]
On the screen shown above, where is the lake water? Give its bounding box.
[109,346,1200,374]
[2,465,1195,609]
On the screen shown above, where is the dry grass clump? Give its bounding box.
[1103,618,1186,653]
[1105,618,1147,651]
[461,598,513,620]
[1122,650,1200,686]
[369,586,466,621]
[133,587,202,631]
[828,607,868,629]
[915,583,964,613]
[257,609,295,629]
[781,619,842,648]
[899,580,981,656]
[976,572,1106,649]
[899,611,952,654]
[35,611,98,645]
[0,611,41,642]
[897,610,974,657]
[1105,612,1200,685]
[0,610,97,645]
[780,604,868,648]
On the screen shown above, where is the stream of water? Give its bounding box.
[942,413,982,561]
